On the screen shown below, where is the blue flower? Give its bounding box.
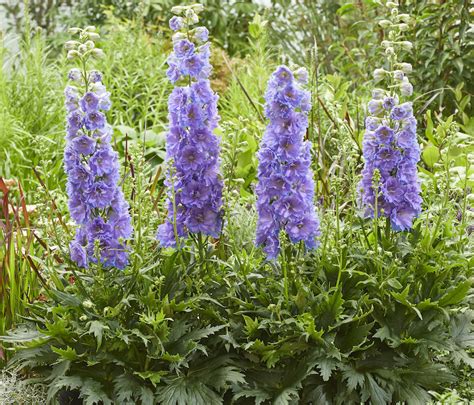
[255,65,320,259]
[169,16,184,31]
[80,92,100,112]
[358,51,421,230]
[84,111,105,130]
[158,13,223,247]
[64,61,132,269]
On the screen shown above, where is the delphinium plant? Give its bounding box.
[64,26,132,269]
[157,4,223,249]
[255,65,320,259]
[358,0,422,231]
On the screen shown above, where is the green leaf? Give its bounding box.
[386,278,403,290]
[422,144,440,168]
[87,320,110,350]
[365,374,391,405]
[342,367,365,392]
[51,345,79,361]
[438,281,471,306]
[317,358,338,382]
[242,315,259,336]
[134,370,168,387]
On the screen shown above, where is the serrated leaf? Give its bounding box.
[51,345,78,361]
[342,367,365,392]
[87,320,110,350]
[317,358,338,382]
[134,370,167,387]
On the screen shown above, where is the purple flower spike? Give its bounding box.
[256,65,320,259]
[64,64,132,269]
[158,13,223,248]
[358,59,421,231]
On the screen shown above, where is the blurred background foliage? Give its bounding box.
[1,0,472,116]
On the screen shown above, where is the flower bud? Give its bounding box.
[68,68,82,82]
[171,5,185,15]
[401,41,413,50]
[393,70,404,81]
[385,47,394,55]
[400,79,413,96]
[194,27,209,43]
[372,88,384,100]
[169,16,184,31]
[381,40,391,48]
[191,3,204,13]
[85,40,95,49]
[78,44,88,54]
[185,9,199,24]
[91,48,105,58]
[67,50,80,60]
[83,299,94,308]
[68,27,81,34]
[85,25,97,32]
[379,20,391,28]
[64,40,80,50]
[398,13,410,22]
[398,23,409,32]
[172,32,187,42]
[373,68,386,82]
[88,32,100,40]
[400,62,412,74]
[294,67,309,84]
[391,8,398,16]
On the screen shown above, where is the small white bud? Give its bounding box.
[64,40,80,50]
[385,47,395,55]
[398,13,410,23]
[68,27,81,34]
[191,3,204,13]
[400,62,412,74]
[294,67,309,84]
[373,68,386,82]
[91,48,105,58]
[381,40,391,48]
[172,32,187,42]
[67,50,80,60]
[400,79,413,96]
[391,8,398,16]
[372,88,384,100]
[83,299,94,308]
[88,32,100,40]
[85,25,97,32]
[78,44,88,54]
[84,40,95,49]
[185,9,199,24]
[379,20,391,28]
[171,5,185,15]
[398,23,409,32]
[401,41,413,50]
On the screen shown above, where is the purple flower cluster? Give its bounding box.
[256,66,320,259]
[64,71,132,269]
[157,13,223,247]
[359,93,422,230]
